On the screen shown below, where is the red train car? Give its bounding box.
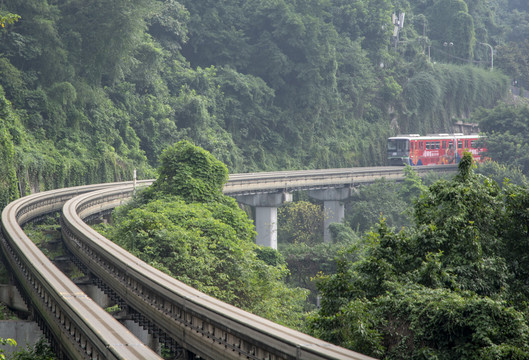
[387,133,487,166]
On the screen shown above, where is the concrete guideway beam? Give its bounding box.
[234,192,292,249]
[308,187,351,243]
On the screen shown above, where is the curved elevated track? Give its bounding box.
[1,165,457,359]
[0,181,161,359]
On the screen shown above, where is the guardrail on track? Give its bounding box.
[0,182,161,360]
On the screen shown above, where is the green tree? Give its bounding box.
[278,201,324,245]
[308,153,529,358]
[477,161,528,187]
[0,86,19,207]
[505,10,529,43]
[107,141,308,328]
[59,0,154,85]
[477,103,529,175]
[0,1,70,87]
[501,181,529,305]
[0,338,16,360]
[450,10,475,62]
[346,179,409,233]
[149,140,229,202]
[10,338,55,360]
[495,41,529,86]
[329,0,393,58]
[0,12,19,28]
[148,0,189,56]
[280,231,359,307]
[427,0,469,44]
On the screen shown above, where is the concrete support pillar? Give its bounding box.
[77,284,113,309]
[0,321,43,356]
[0,285,28,313]
[234,192,292,249]
[124,320,162,354]
[322,200,345,242]
[255,207,277,248]
[308,187,351,243]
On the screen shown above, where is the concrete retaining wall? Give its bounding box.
[0,320,43,356]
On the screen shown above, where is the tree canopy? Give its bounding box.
[475,103,529,175]
[150,140,229,202]
[308,153,529,358]
[104,141,308,328]
[0,0,515,199]
[1,0,529,356]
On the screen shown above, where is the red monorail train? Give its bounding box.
[388,133,487,166]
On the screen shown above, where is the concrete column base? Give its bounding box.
[123,319,162,354]
[255,207,278,249]
[323,200,345,243]
[234,192,292,249]
[78,284,113,309]
[308,187,351,243]
[0,320,43,356]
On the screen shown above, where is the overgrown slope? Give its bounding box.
[0,0,522,205]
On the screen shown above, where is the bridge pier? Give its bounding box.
[234,192,292,249]
[0,284,28,313]
[77,283,114,309]
[308,187,351,243]
[123,320,162,354]
[76,282,163,354]
[0,321,43,356]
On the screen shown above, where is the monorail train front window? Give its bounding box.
[388,139,409,152]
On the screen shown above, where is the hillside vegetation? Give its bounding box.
[0,0,524,205]
[4,1,529,358]
[100,141,308,328]
[310,154,529,358]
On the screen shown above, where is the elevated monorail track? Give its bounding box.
[224,165,458,195]
[1,165,458,359]
[62,184,373,360]
[0,181,161,359]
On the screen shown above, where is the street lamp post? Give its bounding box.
[479,42,494,70]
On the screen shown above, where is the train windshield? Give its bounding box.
[387,139,409,152]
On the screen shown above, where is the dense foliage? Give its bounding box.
[277,165,429,308]
[2,0,529,357]
[103,141,308,328]
[473,103,529,175]
[279,227,359,307]
[0,0,519,211]
[278,201,324,245]
[308,153,529,358]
